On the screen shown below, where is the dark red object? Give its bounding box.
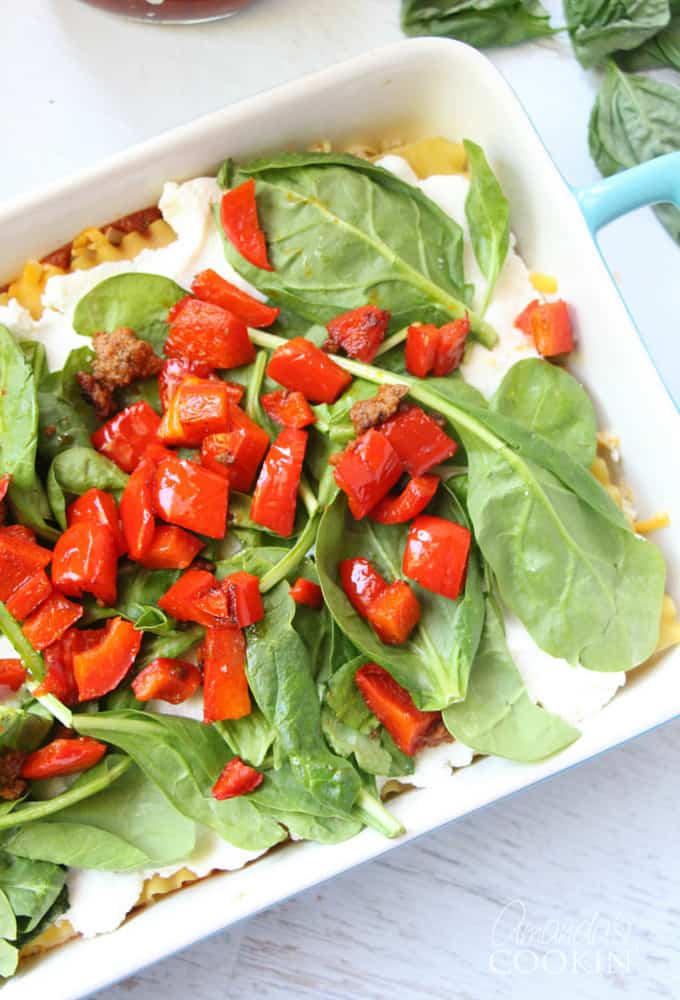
[326,305,390,363]
[203,625,251,723]
[267,338,352,404]
[339,558,387,618]
[132,658,202,704]
[355,663,440,756]
[368,475,439,525]
[22,593,83,651]
[67,488,127,556]
[52,521,119,606]
[21,737,107,780]
[261,390,316,429]
[0,659,27,691]
[153,456,229,539]
[250,428,307,537]
[91,401,161,474]
[138,525,204,570]
[166,297,256,370]
[365,581,421,645]
[381,407,457,476]
[403,514,471,600]
[119,457,157,560]
[220,179,274,272]
[289,577,324,610]
[333,429,403,519]
[212,756,263,800]
[73,617,142,701]
[191,269,279,327]
[5,570,52,621]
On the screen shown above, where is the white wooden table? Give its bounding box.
[3,2,680,996]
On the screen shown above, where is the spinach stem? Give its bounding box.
[353,788,404,839]
[374,326,409,358]
[246,349,268,423]
[298,475,319,518]
[259,513,319,593]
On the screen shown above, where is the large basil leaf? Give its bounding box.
[618,12,680,68]
[565,0,670,66]
[73,273,185,337]
[463,139,510,315]
[401,0,556,47]
[47,446,128,528]
[37,346,97,463]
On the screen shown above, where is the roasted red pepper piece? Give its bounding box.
[158,376,231,446]
[192,268,279,327]
[91,401,161,474]
[0,475,9,504]
[203,625,251,723]
[0,659,27,691]
[432,317,470,376]
[289,577,324,610]
[403,514,471,600]
[365,581,421,645]
[132,657,202,704]
[67,488,127,557]
[22,593,83,651]
[530,300,574,356]
[119,457,156,560]
[222,571,264,627]
[192,581,236,627]
[405,324,439,378]
[514,299,540,335]
[138,525,204,571]
[267,338,352,404]
[158,569,216,623]
[0,524,35,543]
[5,570,52,622]
[261,390,316,429]
[200,405,270,493]
[333,429,403,519]
[166,297,256,370]
[0,533,52,602]
[250,428,307,537]
[339,558,387,618]
[212,756,263,800]
[21,737,107,780]
[154,456,229,539]
[355,663,440,756]
[73,617,142,701]
[368,475,439,525]
[220,179,274,272]
[382,406,457,476]
[52,521,119,606]
[159,357,214,408]
[326,305,390,363]
[35,628,100,705]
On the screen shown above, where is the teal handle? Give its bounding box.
[576,152,680,232]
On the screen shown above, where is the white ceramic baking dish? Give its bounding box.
[1,38,679,1000]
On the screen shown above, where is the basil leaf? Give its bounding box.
[401,0,557,48]
[463,139,510,315]
[618,12,680,68]
[73,272,186,337]
[46,446,128,528]
[565,0,670,66]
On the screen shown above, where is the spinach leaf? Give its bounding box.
[249,765,363,844]
[443,600,580,760]
[74,710,286,851]
[136,624,204,668]
[566,0,670,66]
[0,892,16,942]
[18,340,48,388]
[491,358,597,467]
[463,140,510,315]
[47,446,128,528]
[73,273,185,338]
[37,346,97,463]
[0,852,65,935]
[618,11,680,68]
[220,152,497,347]
[401,0,557,47]
[0,706,52,753]
[325,656,375,731]
[321,708,414,778]
[0,939,18,978]
[216,709,276,769]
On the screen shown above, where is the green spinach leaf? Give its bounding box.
[216,709,276,769]
[463,139,510,315]
[47,446,128,528]
[0,706,52,753]
[37,346,97,463]
[0,852,65,935]
[73,273,185,338]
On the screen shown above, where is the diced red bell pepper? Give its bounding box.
[35,628,100,705]
[355,663,440,756]
[405,324,439,378]
[289,577,323,610]
[119,457,156,560]
[73,617,142,701]
[382,407,457,476]
[514,299,540,335]
[21,737,107,780]
[203,625,251,723]
[67,488,127,557]
[0,533,52,602]
[267,338,352,405]
[142,442,176,465]
[138,525,204,571]
[192,581,235,627]
[158,376,231,446]
[166,297,256,370]
[5,570,52,621]
[261,390,316,429]
[0,475,9,503]
[212,756,263,800]
[333,429,403,519]
[91,401,161,474]
[365,581,421,645]
[339,558,387,618]
[191,268,279,327]
[222,571,264,627]
[200,405,270,493]
[530,300,575,357]
[432,317,469,376]
[403,514,471,600]
[326,305,390,363]
[159,357,215,409]
[0,524,35,543]
[22,593,83,651]
[132,657,202,704]
[0,659,27,691]
[52,522,119,606]
[368,475,439,525]
[154,456,229,539]
[220,179,274,272]
[250,428,307,537]
[158,569,216,623]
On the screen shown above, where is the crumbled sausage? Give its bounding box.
[0,750,27,801]
[77,371,114,419]
[350,383,409,436]
[78,327,162,419]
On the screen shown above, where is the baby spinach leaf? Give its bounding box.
[6,822,149,872]
[220,152,497,346]
[401,0,557,47]
[47,446,128,528]
[0,852,65,935]
[0,706,52,753]
[37,346,97,463]
[0,326,38,490]
[73,273,185,338]
[565,0,670,66]
[0,892,16,942]
[618,11,680,68]
[443,601,580,760]
[249,765,363,844]
[321,708,414,778]
[136,624,204,669]
[216,709,276,769]
[463,140,510,315]
[0,939,18,978]
[18,340,48,387]
[325,656,376,731]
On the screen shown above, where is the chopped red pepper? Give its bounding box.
[22,593,83,651]
[142,442,176,465]
[0,475,9,504]
[35,628,100,705]
[368,475,439,525]
[192,580,236,627]
[158,569,216,623]
[166,297,256,370]
[333,429,403,519]
[132,657,202,704]
[222,571,264,627]
[289,577,324,610]
[0,659,27,691]
[261,390,316,429]
[154,456,229,539]
[67,488,127,557]
[158,375,231,446]
[0,524,36,543]
[91,401,161,474]
[250,428,307,537]
[365,581,421,645]
[191,268,280,327]
[21,737,107,780]
[5,570,52,621]
[267,338,352,404]
[212,756,263,800]
[326,305,390,363]
[514,299,540,335]
[432,317,470,376]
[203,625,251,723]
[339,558,387,618]
[530,300,574,356]
[119,456,156,560]
[158,357,215,408]
[0,533,52,602]
[220,179,274,272]
[355,663,440,756]
[200,405,270,493]
[403,514,471,600]
[405,324,439,378]
[73,617,142,701]
[138,525,204,570]
[52,521,119,606]
[382,406,457,476]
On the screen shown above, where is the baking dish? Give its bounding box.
[1,37,679,998]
